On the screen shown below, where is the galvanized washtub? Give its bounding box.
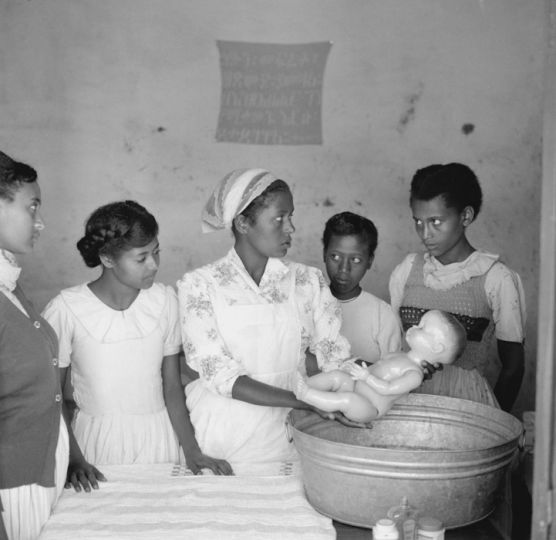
[287,393,523,529]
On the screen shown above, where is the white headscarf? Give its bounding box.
[201,168,278,233]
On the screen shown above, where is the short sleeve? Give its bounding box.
[42,295,74,368]
[177,270,248,397]
[485,263,526,342]
[161,285,182,357]
[388,254,416,314]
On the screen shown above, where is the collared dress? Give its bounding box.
[177,248,352,467]
[389,250,526,406]
[42,282,183,465]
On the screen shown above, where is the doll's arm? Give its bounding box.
[361,369,424,396]
[342,361,371,380]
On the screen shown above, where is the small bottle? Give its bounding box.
[416,516,445,540]
[387,497,419,539]
[373,518,400,540]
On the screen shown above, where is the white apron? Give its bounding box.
[186,273,300,466]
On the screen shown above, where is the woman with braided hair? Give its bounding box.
[43,201,232,476]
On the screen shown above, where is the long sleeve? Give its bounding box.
[301,266,353,371]
[177,270,248,397]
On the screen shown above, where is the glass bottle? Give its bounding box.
[386,496,419,540]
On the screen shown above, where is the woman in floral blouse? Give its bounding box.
[177,168,354,468]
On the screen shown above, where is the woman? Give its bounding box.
[177,168,355,467]
[389,163,526,410]
[43,201,231,474]
[0,150,98,540]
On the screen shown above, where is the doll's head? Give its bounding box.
[77,200,158,268]
[406,309,466,364]
[409,163,483,221]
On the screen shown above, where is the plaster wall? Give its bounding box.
[0,0,544,412]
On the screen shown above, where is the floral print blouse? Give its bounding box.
[177,248,352,397]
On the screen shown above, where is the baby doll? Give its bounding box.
[295,310,466,423]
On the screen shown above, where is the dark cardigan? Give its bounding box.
[0,286,61,490]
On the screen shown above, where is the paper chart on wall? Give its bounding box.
[216,41,332,145]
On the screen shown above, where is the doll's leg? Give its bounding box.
[293,372,378,422]
[304,388,378,423]
[306,370,355,392]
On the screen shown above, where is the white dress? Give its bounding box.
[42,283,183,465]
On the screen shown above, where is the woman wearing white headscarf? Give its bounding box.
[177,169,354,468]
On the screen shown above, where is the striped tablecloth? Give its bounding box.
[39,462,336,540]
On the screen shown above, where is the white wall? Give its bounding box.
[0,0,543,412]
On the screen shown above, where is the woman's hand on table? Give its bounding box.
[185,447,234,476]
[421,360,443,380]
[66,459,106,492]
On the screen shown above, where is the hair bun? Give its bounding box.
[76,200,158,268]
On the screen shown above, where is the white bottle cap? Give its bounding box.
[374,518,399,536]
[417,516,444,531]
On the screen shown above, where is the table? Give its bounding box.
[39,454,532,539]
[39,462,336,540]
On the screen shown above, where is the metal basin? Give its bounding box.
[287,393,523,529]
